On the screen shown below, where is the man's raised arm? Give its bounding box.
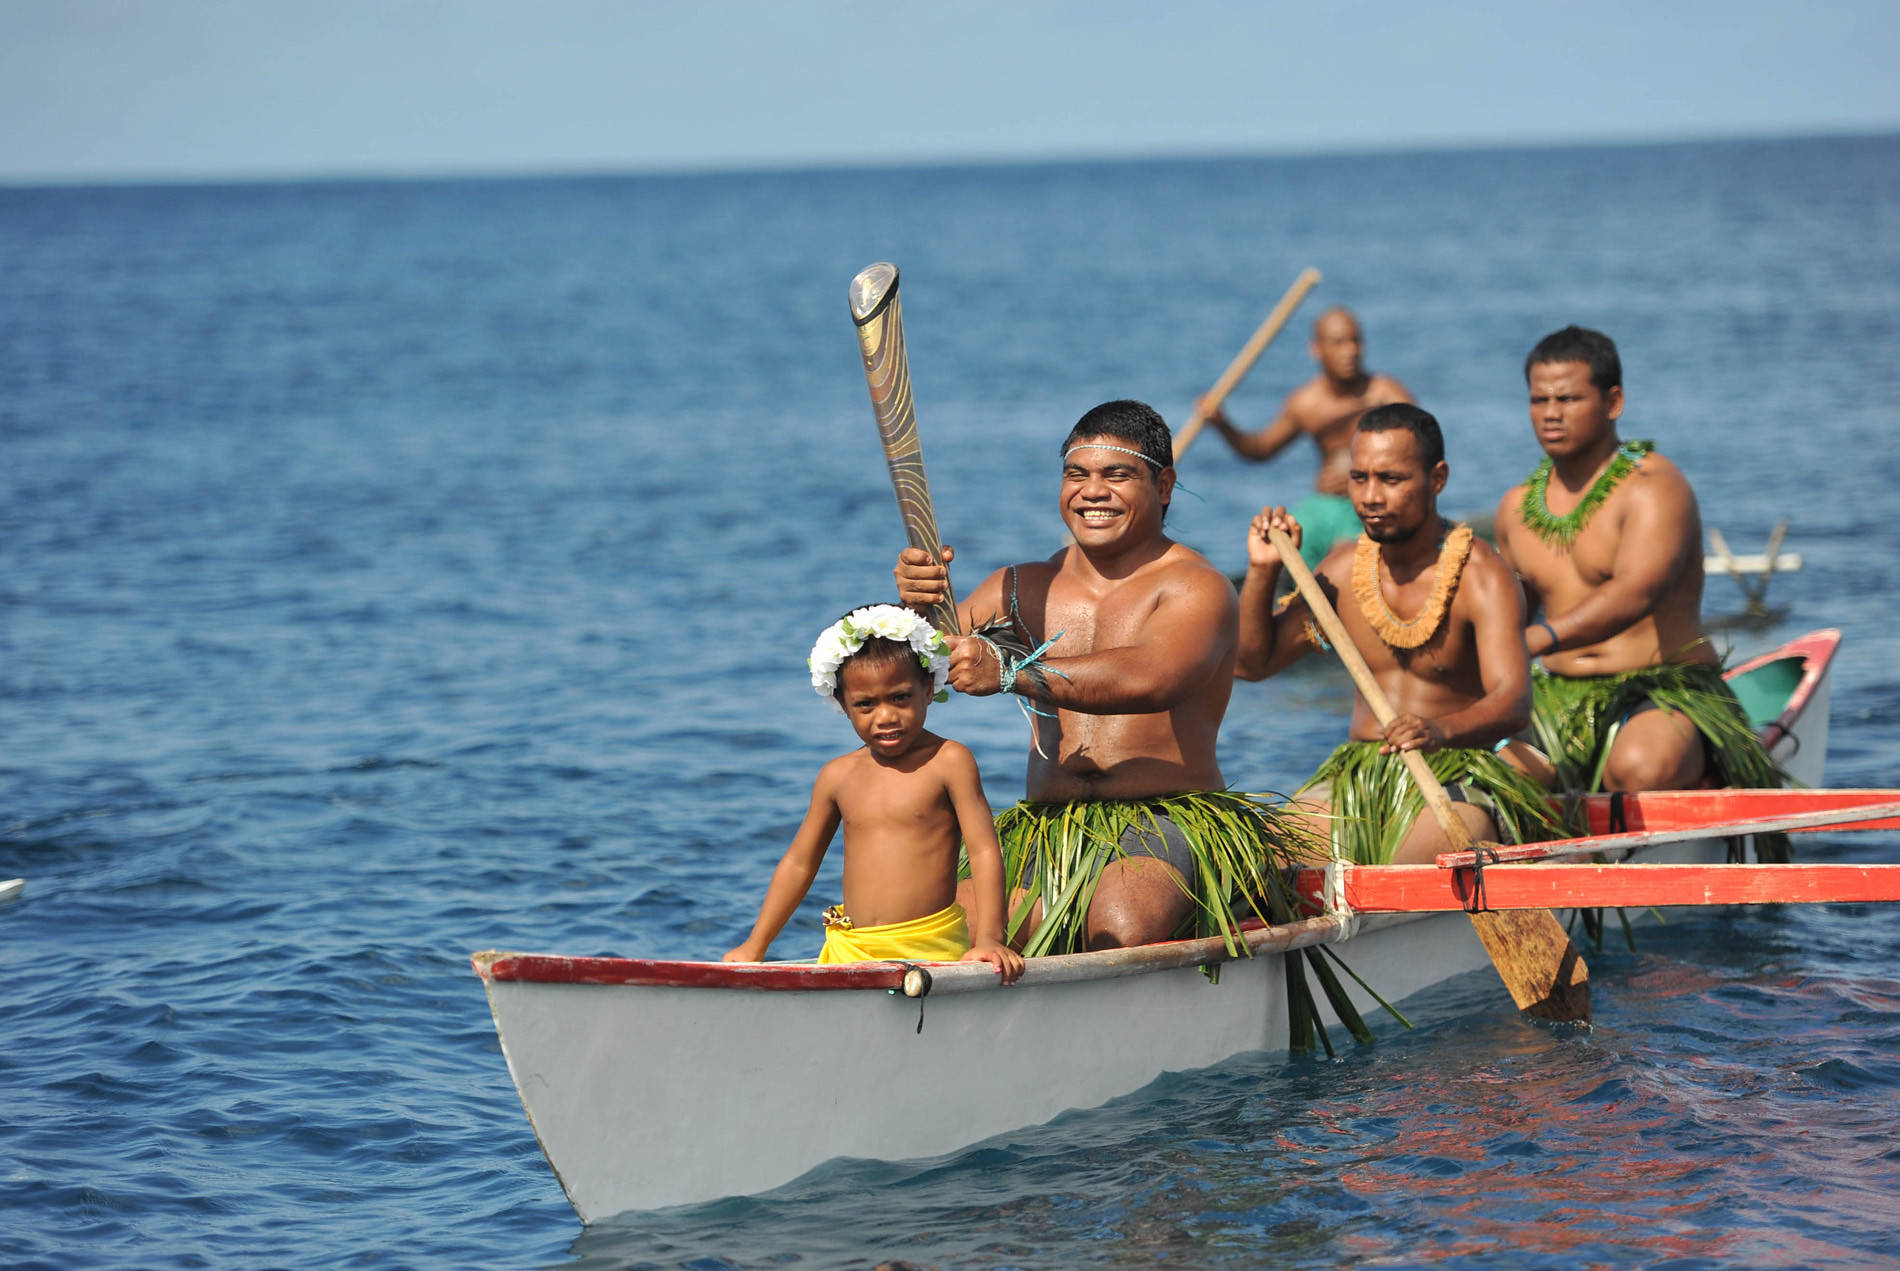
[1204,394,1304,463]
[1235,505,1320,681]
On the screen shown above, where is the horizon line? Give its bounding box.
[3,123,1896,193]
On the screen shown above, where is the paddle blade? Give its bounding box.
[850,263,958,635]
[1469,909,1591,1023]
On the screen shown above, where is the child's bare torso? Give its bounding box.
[834,734,968,928]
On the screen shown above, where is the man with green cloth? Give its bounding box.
[1492,326,1785,854]
[1235,403,1567,865]
[1201,306,1413,571]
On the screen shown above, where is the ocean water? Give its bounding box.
[4,135,1900,1269]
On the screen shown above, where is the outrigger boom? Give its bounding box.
[1298,858,1900,914]
[1436,791,1900,868]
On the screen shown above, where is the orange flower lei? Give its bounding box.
[1351,524,1474,649]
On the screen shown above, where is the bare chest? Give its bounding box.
[1511,509,1622,591]
[1029,579,1155,654]
[835,760,951,827]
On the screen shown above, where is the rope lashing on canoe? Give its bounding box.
[969,621,1070,757]
[1322,859,1359,941]
[895,962,932,1033]
[1573,792,1629,948]
[1461,845,1502,913]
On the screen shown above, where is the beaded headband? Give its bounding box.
[1062,442,1164,470]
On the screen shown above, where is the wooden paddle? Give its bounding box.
[850,262,959,636]
[1266,525,1592,1023]
[1171,267,1322,462]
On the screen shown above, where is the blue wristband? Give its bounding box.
[1534,619,1559,652]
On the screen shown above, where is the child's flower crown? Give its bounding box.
[808,604,950,713]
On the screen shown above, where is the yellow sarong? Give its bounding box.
[816,901,971,964]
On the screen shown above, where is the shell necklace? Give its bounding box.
[1352,522,1474,649]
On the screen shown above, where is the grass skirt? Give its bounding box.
[992,791,1318,959]
[1300,740,1571,865]
[1531,661,1789,860]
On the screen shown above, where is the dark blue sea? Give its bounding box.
[5,136,1900,1269]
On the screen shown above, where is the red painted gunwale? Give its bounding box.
[1578,786,1899,837]
[1316,861,1900,912]
[473,915,1300,990]
[1728,626,1837,751]
[1435,791,1900,868]
[474,950,912,990]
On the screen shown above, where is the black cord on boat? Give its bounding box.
[1464,846,1500,913]
[894,963,932,1033]
[1591,791,1630,942]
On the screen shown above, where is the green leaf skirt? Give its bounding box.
[991,791,1319,959]
[1299,740,1571,865]
[1530,660,1790,860]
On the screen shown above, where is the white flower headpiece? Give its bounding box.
[808,604,950,712]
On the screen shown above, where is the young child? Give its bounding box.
[722,604,1025,983]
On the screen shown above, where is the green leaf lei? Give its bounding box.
[1519,439,1656,547]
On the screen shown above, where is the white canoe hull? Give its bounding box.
[475,629,1839,1222]
[477,905,1522,1219]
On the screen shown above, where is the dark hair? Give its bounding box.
[832,623,931,706]
[1059,399,1174,473]
[1524,325,1622,392]
[1355,402,1444,470]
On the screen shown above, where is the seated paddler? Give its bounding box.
[1200,306,1415,571]
[1235,403,1567,864]
[893,400,1316,957]
[1492,326,1786,854]
[722,604,1024,982]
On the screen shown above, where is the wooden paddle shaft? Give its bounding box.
[850,263,960,636]
[1172,267,1322,462]
[1265,526,1470,848]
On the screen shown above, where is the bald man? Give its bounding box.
[1204,306,1413,569]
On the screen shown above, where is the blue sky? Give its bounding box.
[4,0,1898,183]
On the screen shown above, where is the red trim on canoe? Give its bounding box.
[471,923,1271,989]
[474,951,915,990]
[1331,861,1900,911]
[1578,787,1900,837]
[1727,626,1838,750]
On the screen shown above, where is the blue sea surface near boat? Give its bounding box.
[3,136,1900,1268]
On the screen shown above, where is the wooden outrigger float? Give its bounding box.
[471,628,1895,1222]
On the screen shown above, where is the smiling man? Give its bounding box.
[894,399,1309,953]
[1493,327,1784,824]
[1235,403,1566,864]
